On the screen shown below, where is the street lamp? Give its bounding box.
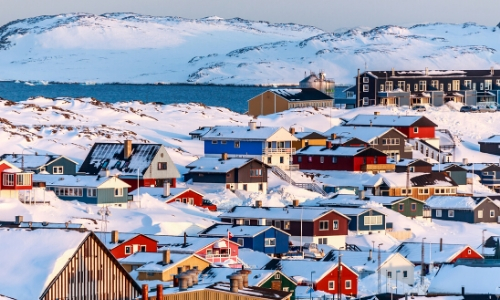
[310,271,316,300]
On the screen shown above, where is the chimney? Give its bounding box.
[293,199,300,207]
[14,215,23,225]
[368,249,373,261]
[174,267,183,287]
[221,153,228,160]
[189,269,199,285]
[183,232,187,247]
[99,168,110,177]
[156,284,163,300]
[491,67,495,76]
[359,190,366,200]
[248,121,257,130]
[255,200,262,208]
[163,249,171,265]
[425,67,429,76]
[326,141,332,149]
[289,127,296,135]
[163,182,171,197]
[463,158,469,165]
[374,112,380,116]
[239,268,252,288]
[178,273,190,291]
[111,230,119,244]
[370,120,372,127]
[228,274,242,293]
[141,284,149,300]
[186,271,194,288]
[461,286,465,296]
[124,140,132,159]
[331,133,337,140]
[440,238,443,252]
[391,68,395,76]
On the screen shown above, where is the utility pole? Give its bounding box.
[483,229,487,256]
[338,247,344,300]
[357,69,361,107]
[378,243,383,294]
[421,237,426,286]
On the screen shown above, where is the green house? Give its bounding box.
[258,270,297,300]
[378,196,426,218]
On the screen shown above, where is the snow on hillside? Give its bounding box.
[0,14,499,84]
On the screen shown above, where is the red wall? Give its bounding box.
[315,263,358,297]
[195,238,239,259]
[396,126,435,139]
[313,212,349,237]
[165,189,216,211]
[0,162,33,190]
[450,246,483,263]
[123,178,177,191]
[110,234,158,259]
[294,154,387,171]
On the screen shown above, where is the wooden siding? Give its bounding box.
[377,187,457,201]
[41,233,140,299]
[98,187,129,205]
[260,272,297,300]
[236,160,268,184]
[294,152,387,172]
[148,289,291,300]
[474,199,500,223]
[479,142,500,155]
[386,198,424,218]
[314,264,358,297]
[110,235,158,259]
[449,246,483,262]
[292,137,327,150]
[46,157,78,175]
[144,146,181,180]
[137,256,210,282]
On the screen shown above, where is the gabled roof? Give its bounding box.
[206,282,292,299]
[324,126,406,143]
[459,163,500,172]
[188,126,213,137]
[345,114,437,127]
[219,206,350,222]
[394,242,482,264]
[268,88,333,101]
[322,251,413,273]
[262,260,357,283]
[136,253,210,273]
[362,69,499,78]
[96,232,157,250]
[296,145,386,157]
[200,267,281,287]
[334,207,386,217]
[198,224,291,237]
[432,163,467,172]
[428,265,499,295]
[425,196,496,210]
[294,131,326,140]
[201,126,298,142]
[33,174,131,189]
[479,135,500,144]
[317,195,424,207]
[128,187,204,202]
[186,157,266,174]
[396,158,433,167]
[0,154,78,169]
[364,172,458,188]
[238,248,273,269]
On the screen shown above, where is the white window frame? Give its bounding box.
[332,157,337,163]
[478,210,483,218]
[364,216,383,225]
[413,127,418,133]
[448,210,454,218]
[419,81,427,91]
[275,273,281,279]
[53,166,64,174]
[363,77,369,83]
[283,287,289,292]
[345,280,352,289]
[418,188,429,195]
[234,141,240,148]
[380,84,385,92]
[114,188,124,197]
[452,80,460,91]
[333,220,339,230]
[264,238,276,247]
[490,210,495,218]
[398,81,406,91]
[464,80,472,89]
[284,220,290,230]
[485,80,493,90]
[319,220,329,231]
[237,238,244,246]
[436,209,442,217]
[87,188,97,197]
[16,174,31,186]
[363,97,369,105]
[363,84,369,92]
[125,246,131,254]
[328,280,335,290]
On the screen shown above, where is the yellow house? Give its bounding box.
[248,88,333,117]
[291,130,327,150]
[133,250,211,282]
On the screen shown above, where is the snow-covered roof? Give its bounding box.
[18,222,84,229]
[0,229,88,299]
[333,207,385,216]
[425,196,492,210]
[120,251,164,265]
[264,260,354,283]
[294,131,326,139]
[324,126,405,143]
[129,187,203,202]
[155,236,230,253]
[296,145,371,156]
[479,135,500,144]
[269,88,333,101]
[322,251,410,273]
[364,172,457,188]
[95,232,146,249]
[428,265,500,295]
[186,157,259,173]
[237,248,273,269]
[199,224,290,237]
[395,158,432,167]
[206,282,292,299]
[33,174,130,188]
[201,125,297,141]
[219,206,349,222]
[394,242,478,264]
[345,114,436,127]
[0,154,77,169]
[431,163,466,172]
[136,252,195,272]
[460,163,500,171]
[317,194,413,207]
[189,126,213,137]
[199,267,275,286]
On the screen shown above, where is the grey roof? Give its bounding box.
[219,206,350,222]
[324,126,405,143]
[198,224,290,237]
[0,154,77,169]
[186,157,261,173]
[345,114,437,127]
[269,88,333,101]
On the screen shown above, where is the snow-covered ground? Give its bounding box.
[0,14,499,84]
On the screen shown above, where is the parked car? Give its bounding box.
[412,105,426,112]
[477,105,496,113]
[460,106,474,112]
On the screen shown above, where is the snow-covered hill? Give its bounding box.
[1,13,500,84]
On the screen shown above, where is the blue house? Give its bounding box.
[198,224,290,255]
[0,154,78,175]
[193,121,298,169]
[33,174,131,207]
[334,207,387,234]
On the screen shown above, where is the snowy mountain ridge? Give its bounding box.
[0,13,500,84]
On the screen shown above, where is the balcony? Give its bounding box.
[262,148,296,155]
[361,164,395,172]
[283,164,300,171]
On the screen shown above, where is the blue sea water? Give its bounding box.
[0,81,347,113]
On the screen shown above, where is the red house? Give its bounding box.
[130,185,217,211]
[345,114,437,139]
[293,143,388,171]
[0,160,33,199]
[269,260,358,297]
[99,231,159,259]
[395,241,483,266]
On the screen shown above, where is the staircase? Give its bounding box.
[271,166,327,196]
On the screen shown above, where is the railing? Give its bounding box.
[204,253,232,259]
[284,164,300,171]
[262,148,296,155]
[271,166,327,196]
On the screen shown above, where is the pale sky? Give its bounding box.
[1,0,499,31]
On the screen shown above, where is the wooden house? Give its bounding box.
[78,140,180,191]
[432,163,468,185]
[0,160,33,199]
[247,88,333,117]
[200,122,298,169]
[0,154,78,175]
[129,186,217,211]
[0,229,141,299]
[410,139,453,164]
[325,126,412,159]
[291,130,327,150]
[395,158,433,173]
[263,260,358,297]
[322,251,415,286]
[219,204,350,248]
[293,142,392,172]
[199,224,291,255]
[363,172,458,200]
[97,231,158,260]
[478,135,500,155]
[460,163,500,192]
[185,156,269,194]
[333,207,387,235]
[425,196,500,223]
[344,114,437,139]
[34,174,131,206]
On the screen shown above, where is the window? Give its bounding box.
[439,83,444,91]
[447,83,452,91]
[234,141,240,148]
[363,97,369,105]
[333,220,339,230]
[206,249,213,256]
[157,162,167,170]
[53,166,64,174]
[436,209,442,217]
[382,138,400,145]
[319,220,329,231]
[403,271,408,278]
[464,80,472,89]
[380,84,385,92]
[221,140,227,144]
[387,271,392,278]
[398,81,406,91]
[298,156,302,163]
[318,238,328,244]
[237,238,244,246]
[275,274,281,279]
[364,215,383,225]
[258,184,263,191]
[140,245,146,252]
[267,157,272,164]
[125,246,131,254]
[452,80,460,91]
[211,140,218,144]
[419,81,427,91]
[448,210,454,218]
[345,280,352,289]
[265,220,273,226]
[284,221,290,230]
[431,80,439,89]
[398,203,404,212]
[114,188,123,197]
[53,187,83,197]
[265,238,276,247]
[320,156,324,163]
[386,81,393,91]
[87,188,97,197]
[280,157,284,164]
[16,174,31,186]
[413,83,418,91]
[485,80,493,90]
[275,221,281,229]
[497,79,500,86]
[250,169,262,177]
[409,167,415,172]
[413,127,418,133]
[363,77,369,83]
[490,210,495,218]
[401,188,412,195]
[243,184,248,191]
[478,210,483,218]
[468,249,472,254]
[282,287,289,292]
[308,156,312,163]
[244,219,250,225]
[411,203,417,211]
[363,84,369,92]
[332,157,337,163]
[473,82,477,90]
[418,188,429,195]
[328,281,335,290]
[346,91,354,98]
[480,82,484,90]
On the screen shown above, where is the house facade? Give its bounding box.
[219,205,350,248]
[97,231,158,260]
[351,68,500,108]
[0,154,78,175]
[426,196,500,224]
[461,163,500,192]
[0,160,33,199]
[185,156,269,193]
[432,163,468,185]
[334,207,387,235]
[479,135,500,155]
[248,88,333,117]
[395,159,433,173]
[200,122,298,169]
[129,186,217,211]
[292,130,327,150]
[78,140,180,191]
[395,242,483,266]
[409,139,453,164]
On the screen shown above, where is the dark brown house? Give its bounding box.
[395,158,433,173]
[219,203,350,248]
[185,156,270,194]
[479,135,500,155]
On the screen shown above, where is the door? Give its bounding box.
[132,245,139,253]
[226,184,231,189]
[271,280,282,291]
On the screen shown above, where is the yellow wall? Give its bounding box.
[138,256,210,282]
[292,138,327,150]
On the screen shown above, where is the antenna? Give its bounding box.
[98,206,111,244]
